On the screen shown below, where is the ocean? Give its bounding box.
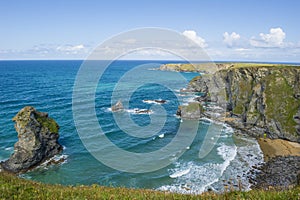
[0,60,263,194]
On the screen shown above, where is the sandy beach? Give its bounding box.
[257,138,300,161]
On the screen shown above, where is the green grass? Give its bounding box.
[163,63,300,73]
[36,115,59,134]
[227,62,280,68]
[11,106,59,134]
[185,102,204,113]
[264,70,300,135]
[162,63,217,72]
[0,172,299,200]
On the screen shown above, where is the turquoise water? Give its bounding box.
[0,60,263,193]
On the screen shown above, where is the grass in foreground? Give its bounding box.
[0,172,299,200]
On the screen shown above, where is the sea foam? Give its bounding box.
[158,144,237,194]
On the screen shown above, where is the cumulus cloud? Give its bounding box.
[56,44,86,54]
[182,30,207,48]
[223,32,241,47]
[250,27,286,48]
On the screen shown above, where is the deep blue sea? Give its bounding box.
[0,60,263,194]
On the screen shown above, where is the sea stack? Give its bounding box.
[177,102,204,120]
[0,106,62,173]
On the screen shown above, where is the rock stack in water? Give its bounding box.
[111,100,124,112]
[0,106,62,173]
[176,102,204,120]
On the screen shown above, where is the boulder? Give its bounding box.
[111,100,124,112]
[177,102,204,120]
[0,106,62,173]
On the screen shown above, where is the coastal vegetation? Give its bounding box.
[1,172,299,200]
[160,62,300,71]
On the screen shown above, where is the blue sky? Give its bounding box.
[1,0,300,62]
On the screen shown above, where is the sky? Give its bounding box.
[1,0,300,62]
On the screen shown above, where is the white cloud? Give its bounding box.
[250,27,286,48]
[223,32,241,47]
[56,44,86,54]
[0,43,93,59]
[182,30,207,48]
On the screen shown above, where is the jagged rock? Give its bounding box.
[111,100,124,112]
[187,66,300,142]
[250,156,300,189]
[177,102,204,120]
[194,93,211,102]
[0,106,62,173]
[186,76,209,93]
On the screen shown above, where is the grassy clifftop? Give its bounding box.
[159,62,300,73]
[1,172,299,200]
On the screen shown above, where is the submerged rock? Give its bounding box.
[143,99,167,104]
[111,100,124,112]
[0,106,62,173]
[133,109,152,114]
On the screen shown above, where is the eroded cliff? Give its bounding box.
[188,65,300,142]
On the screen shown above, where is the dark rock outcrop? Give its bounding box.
[187,66,300,142]
[250,156,300,189]
[186,75,209,93]
[0,106,62,173]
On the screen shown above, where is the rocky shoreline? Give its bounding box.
[161,62,300,190]
[250,156,300,189]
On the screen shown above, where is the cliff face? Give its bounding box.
[188,66,300,142]
[1,106,62,173]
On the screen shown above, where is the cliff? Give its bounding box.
[0,106,63,173]
[187,65,300,142]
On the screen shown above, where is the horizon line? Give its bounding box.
[0,59,300,64]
